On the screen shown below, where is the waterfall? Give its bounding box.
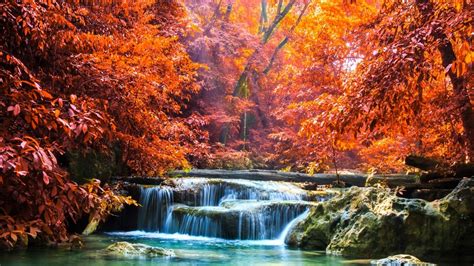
[135,178,314,241]
[278,209,310,243]
[137,187,173,231]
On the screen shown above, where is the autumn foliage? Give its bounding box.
[184,0,472,172]
[0,0,472,250]
[0,0,204,249]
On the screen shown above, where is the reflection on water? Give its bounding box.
[0,233,472,265]
[0,234,351,266]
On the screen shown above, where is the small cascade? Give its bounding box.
[278,209,310,243]
[135,178,317,241]
[137,187,173,231]
[172,178,307,206]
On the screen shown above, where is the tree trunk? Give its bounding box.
[438,39,474,161]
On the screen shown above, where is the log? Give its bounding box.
[409,189,452,201]
[167,169,369,186]
[110,176,165,185]
[453,163,474,178]
[405,155,442,171]
[405,155,474,184]
[419,164,474,183]
[427,177,463,189]
[366,174,418,187]
[111,169,422,189]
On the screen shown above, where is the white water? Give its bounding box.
[277,209,310,243]
[106,231,287,246]
[133,178,315,242]
[107,214,310,246]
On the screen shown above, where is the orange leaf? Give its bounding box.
[70,94,77,104]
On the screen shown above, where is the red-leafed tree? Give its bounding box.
[0,0,206,249]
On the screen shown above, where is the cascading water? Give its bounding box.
[136,178,315,241]
[137,187,174,231]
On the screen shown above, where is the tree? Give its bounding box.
[337,0,473,163]
[0,0,204,249]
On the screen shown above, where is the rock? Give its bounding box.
[371,254,432,265]
[170,200,312,239]
[82,216,100,236]
[286,178,474,259]
[102,242,175,258]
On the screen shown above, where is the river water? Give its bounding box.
[0,233,363,265]
[0,178,470,265]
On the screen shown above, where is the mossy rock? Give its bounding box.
[286,178,474,259]
[66,150,118,183]
[101,242,175,258]
[371,254,432,265]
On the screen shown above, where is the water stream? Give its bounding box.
[135,178,314,241]
[0,178,346,265]
[0,178,469,265]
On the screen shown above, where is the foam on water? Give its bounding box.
[106,231,287,246]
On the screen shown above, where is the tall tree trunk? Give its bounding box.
[438,38,474,160]
[222,0,303,146]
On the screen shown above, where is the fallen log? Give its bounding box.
[167,169,368,186]
[111,169,423,189]
[427,177,463,189]
[366,174,418,187]
[405,155,474,184]
[110,176,165,185]
[405,155,442,171]
[409,189,452,201]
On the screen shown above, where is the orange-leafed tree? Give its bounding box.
[264,0,377,171]
[335,0,473,164]
[0,0,205,249]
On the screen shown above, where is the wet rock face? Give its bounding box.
[286,178,474,259]
[102,242,175,258]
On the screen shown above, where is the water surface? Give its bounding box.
[0,233,363,266]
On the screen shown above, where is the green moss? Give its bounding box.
[287,179,474,258]
[65,144,130,183]
[102,242,175,258]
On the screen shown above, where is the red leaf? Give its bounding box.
[43,171,50,185]
[13,104,20,116]
[7,104,21,116]
[39,90,53,99]
[51,186,57,197]
[82,124,88,134]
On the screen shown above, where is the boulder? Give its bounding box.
[371,254,432,265]
[286,178,474,259]
[102,242,175,258]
